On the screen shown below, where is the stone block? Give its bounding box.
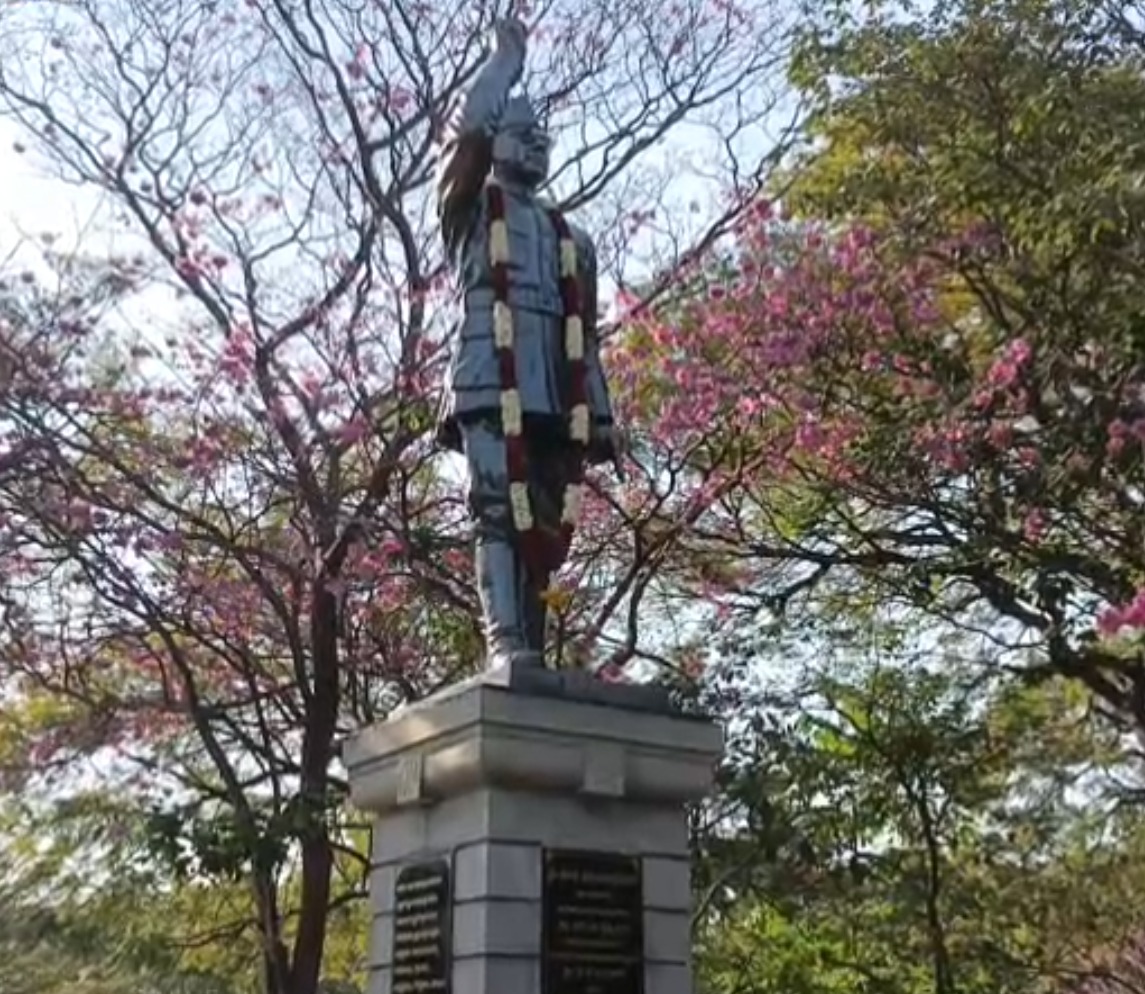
[644,855,693,911]
[483,790,690,855]
[453,955,539,994]
[369,863,397,917]
[346,680,723,816]
[645,909,692,965]
[371,792,488,865]
[646,961,693,994]
[366,965,391,994]
[454,841,541,901]
[370,808,429,866]
[453,899,542,957]
[368,913,393,968]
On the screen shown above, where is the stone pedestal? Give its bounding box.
[344,672,723,994]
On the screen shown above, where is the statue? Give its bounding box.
[434,17,619,670]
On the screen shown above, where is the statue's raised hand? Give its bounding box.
[492,17,528,64]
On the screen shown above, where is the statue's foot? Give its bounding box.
[486,647,544,671]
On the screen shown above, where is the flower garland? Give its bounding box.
[486,180,589,577]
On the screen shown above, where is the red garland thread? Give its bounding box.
[486,182,588,579]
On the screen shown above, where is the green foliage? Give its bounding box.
[0,792,368,994]
[0,797,248,994]
[789,0,1145,244]
[696,647,1145,994]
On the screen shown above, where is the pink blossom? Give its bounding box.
[386,87,414,114]
[986,421,1013,450]
[1006,338,1033,366]
[1107,420,1128,458]
[1022,509,1047,543]
[1098,590,1145,637]
[596,662,627,684]
[335,415,368,445]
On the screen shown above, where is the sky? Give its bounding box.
[0,120,99,261]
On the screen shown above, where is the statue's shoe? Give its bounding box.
[485,647,545,671]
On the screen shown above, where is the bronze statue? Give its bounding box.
[435,18,618,669]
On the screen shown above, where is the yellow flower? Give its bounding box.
[493,301,514,349]
[509,481,533,530]
[490,219,511,265]
[560,237,577,278]
[561,483,582,525]
[565,315,584,361]
[541,585,575,614]
[500,388,523,437]
[570,403,590,444]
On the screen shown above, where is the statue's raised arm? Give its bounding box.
[436,19,527,257]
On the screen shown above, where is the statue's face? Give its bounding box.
[492,123,551,187]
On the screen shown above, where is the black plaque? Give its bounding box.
[543,849,644,994]
[391,859,451,994]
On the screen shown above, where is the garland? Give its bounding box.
[486,181,589,577]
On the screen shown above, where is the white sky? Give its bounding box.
[0,120,100,260]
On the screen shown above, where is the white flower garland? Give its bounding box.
[487,185,589,539]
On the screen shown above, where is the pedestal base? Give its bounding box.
[344,674,723,994]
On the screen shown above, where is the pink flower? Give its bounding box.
[335,415,368,445]
[985,339,1033,390]
[986,421,1013,450]
[1107,421,1128,458]
[1098,590,1145,637]
[379,537,404,559]
[1022,509,1047,543]
[175,256,203,282]
[987,357,1019,389]
[1006,338,1033,366]
[795,420,826,452]
[387,87,414,114]
[596,662,627,684]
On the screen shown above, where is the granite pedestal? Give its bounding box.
[344,667,723,994]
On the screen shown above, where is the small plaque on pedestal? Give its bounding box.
[392,859,451,994]
[542,849,644,994]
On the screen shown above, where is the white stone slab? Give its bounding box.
[645,909,692,965]
[644,855,693,911]
[453,955,539,994]
[369,862,397,917]
[454,841,541,902]
[366,965,390,994]
[346,681,723,815]
[368,913,393,968]
[453,899,541,957]
[647,962,693,994]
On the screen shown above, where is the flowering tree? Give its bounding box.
[606,0,1145,733]
[0,0,789,989]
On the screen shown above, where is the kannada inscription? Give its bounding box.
[391,859,451,994]
[542,849,644,994]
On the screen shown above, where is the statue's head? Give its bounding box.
[492,95,550,188]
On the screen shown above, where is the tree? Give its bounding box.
[606,0,1145,739]
[0,793,258,994]
[0,1,790,990]
[693,642,1145,994]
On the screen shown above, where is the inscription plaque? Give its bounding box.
[391,859,451,994]
[543,849,644,994]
